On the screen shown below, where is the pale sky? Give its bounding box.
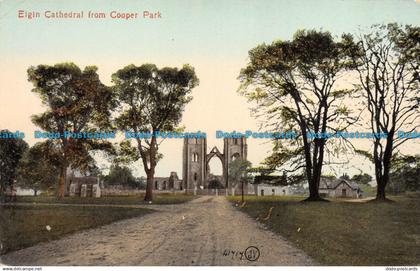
[0,0,419,178]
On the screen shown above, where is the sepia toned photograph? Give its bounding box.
[0,0,419,270]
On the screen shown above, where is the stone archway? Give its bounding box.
[205,147,225,188]
[182,137,247,192]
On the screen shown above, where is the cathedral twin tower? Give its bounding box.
[182,137,247,192]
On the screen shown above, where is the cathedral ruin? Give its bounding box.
[182,137,247,193]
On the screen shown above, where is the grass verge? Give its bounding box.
[229,195,420,266]
[0,205,152,255]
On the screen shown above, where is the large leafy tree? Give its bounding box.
[228,158,252,200]
[228,158,252,187]
[16,141,61,196]
[239,30,357,201]
[112,64,199,201]
[28,63,114,198]
[347,24,420,200]
[103,164,139,188]
[350,173,373,185]
[387,155,420,194]
[0,130,28,202]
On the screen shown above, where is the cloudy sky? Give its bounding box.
[0,0,419,177]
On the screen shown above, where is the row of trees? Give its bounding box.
[22,63,199,201]
[0,132,146,199]
[102,164,146,189]
[239,23,419,201]
[0,130,29,201]
[1,23,417,202]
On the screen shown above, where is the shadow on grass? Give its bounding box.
[229,195,420,266]
[0,205,152,255]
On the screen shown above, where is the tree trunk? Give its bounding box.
[375,162,390,201]
[144,171,154,202]
[34,189,38,197]
[57,164,67,199]
[374,135,393,201]
[376,180,386,200]
[305,180,324,201]
[142,136,157,202]
[241,181,244,203]
[303,152,325,201]
[0,184,4,203]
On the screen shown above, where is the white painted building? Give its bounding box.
[15,187,39,196]
[255,184,291,196]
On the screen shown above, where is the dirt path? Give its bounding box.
[0,196,314,266]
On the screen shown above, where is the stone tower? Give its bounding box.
[182,137,207,190]
[182,136,247,192]
[223,137,248,188]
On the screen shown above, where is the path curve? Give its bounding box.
[1,196,314,266]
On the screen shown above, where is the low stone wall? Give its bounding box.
[101,187,185,196]
[101,187,255,196]
[184,188,255,196]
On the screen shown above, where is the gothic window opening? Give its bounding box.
[192,152,199,162]
[231,153,240,161]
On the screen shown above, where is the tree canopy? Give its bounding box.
[346,23,420,200]
[0,130,28,202]
[102,164,141,189]
[228,158,252,186]
[28,63,114,197]
[17,141,61,195]
[239,30,357,201]
[112,63,199,201]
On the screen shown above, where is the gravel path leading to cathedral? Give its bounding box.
[1,196,314,266]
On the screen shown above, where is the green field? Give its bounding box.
[0,194,195,255]
[229,195,420,266]
[0,204,153,255]
[15,194,196,205]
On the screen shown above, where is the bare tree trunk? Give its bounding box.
[0,184,4,203]
[376,180,386,200]
[143,137,157,202]
[144,171,154,202]
[375,158,392,201]
[57,163,67,199]
[373,135,393,201]
[304,144,325,202]
[241,181,244,203]
[306,174,323,201]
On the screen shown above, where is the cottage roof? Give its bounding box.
[319,177,360,191]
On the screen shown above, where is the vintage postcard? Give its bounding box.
[0,0,419,270]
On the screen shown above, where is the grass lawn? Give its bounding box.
[229,195,420,266]
[0,204,152,255]
[15,193,196,205]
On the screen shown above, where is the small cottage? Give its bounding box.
[319,176,362,198]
